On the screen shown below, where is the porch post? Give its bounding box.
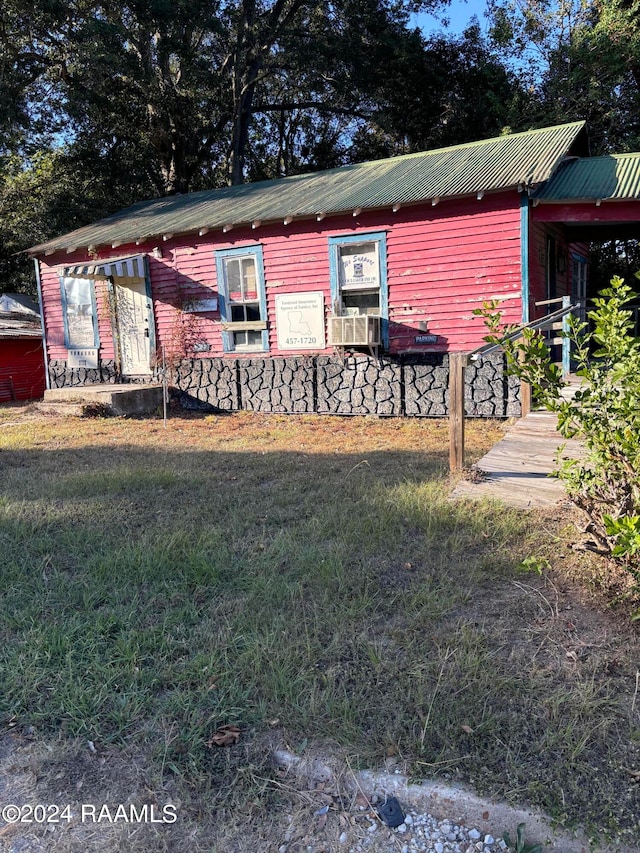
[562,295,571,377]
[518,349,531,418]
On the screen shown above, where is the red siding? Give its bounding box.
[386,194,522,352]
[0,338,46,402]
[38,189,524,362]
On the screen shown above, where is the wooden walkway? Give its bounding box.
[451,409,585,508]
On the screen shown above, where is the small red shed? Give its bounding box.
[0,294,46,403]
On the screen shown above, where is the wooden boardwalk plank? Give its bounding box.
[451,410,584,508]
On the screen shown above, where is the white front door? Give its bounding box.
[115,278,153,375]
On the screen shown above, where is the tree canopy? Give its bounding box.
[2,0,639,297]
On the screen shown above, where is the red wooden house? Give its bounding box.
[27,122,640,417]
[0,294,46,403]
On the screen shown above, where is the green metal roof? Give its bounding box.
[29,121,586,255]
[535,153,640,202]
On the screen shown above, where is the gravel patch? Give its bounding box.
[273,750,634,853]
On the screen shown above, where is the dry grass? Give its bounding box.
[0,402,639,851]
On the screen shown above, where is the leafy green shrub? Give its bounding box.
[474,274,640,573]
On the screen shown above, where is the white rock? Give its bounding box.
[469,828,481,841]
[484,835,495,845]
[396,823,407,833]
[435,843,444,853]
[404,814,413,825]
[338,832,348,844]
[367,822,378,833]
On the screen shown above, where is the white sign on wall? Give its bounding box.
[275,292,325,350]
[339,242,379,289]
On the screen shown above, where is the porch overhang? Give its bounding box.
[531,201,640,242]
[531,152,640,240]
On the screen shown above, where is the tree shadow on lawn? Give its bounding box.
[0,440,639,846]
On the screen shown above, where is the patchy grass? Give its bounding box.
[0,405,639,849]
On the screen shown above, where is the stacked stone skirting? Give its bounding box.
[48,359,118,388]
[49,354,520,417]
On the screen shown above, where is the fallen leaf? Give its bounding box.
[461,724,474,734]
[207,724,241,747]
[626,768,640,781]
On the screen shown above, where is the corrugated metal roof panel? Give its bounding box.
[535,153,640,201]
[29,122,586,255]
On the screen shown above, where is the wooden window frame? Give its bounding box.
[215,245,269,353]
[328,232,389,348]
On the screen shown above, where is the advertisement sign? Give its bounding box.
[275,292,325,350]
[339,243,379,290]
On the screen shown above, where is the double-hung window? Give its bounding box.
[60,276,99,348]
[328,232,389,347]
[216,245,268,352]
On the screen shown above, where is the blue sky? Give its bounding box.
[414,0,491,36]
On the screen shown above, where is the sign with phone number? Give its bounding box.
[275,292,325,350]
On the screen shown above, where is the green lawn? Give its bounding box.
[0,406,639,845]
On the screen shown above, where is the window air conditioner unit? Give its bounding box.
[328,315,381,347]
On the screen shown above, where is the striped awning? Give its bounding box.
[60,254,146,280]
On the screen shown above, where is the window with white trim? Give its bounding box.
[60,276,99,348]
[329,232,389,346]
[215,246,268,352]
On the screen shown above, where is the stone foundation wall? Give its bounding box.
[239,358,315,413]
[173,353,519,417]
[173,358,239,411]
[316,356,402,415]
[49,359,118,388]
[49,353,520,418]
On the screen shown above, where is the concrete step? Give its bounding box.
[42,383,163,416]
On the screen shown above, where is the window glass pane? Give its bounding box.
[241,257,257,300]
[246,330,262,346]
[233,330,248,347]
[225,258,242,301]
[231,304,247,322]
[343,291,380,315]
[62,277,95,347]
[245,303,260,321]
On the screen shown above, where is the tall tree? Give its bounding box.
[1,0,532,295]
[488,0,640,150]
[2,0,457,192]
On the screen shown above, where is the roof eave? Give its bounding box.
[31,184,529,258]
